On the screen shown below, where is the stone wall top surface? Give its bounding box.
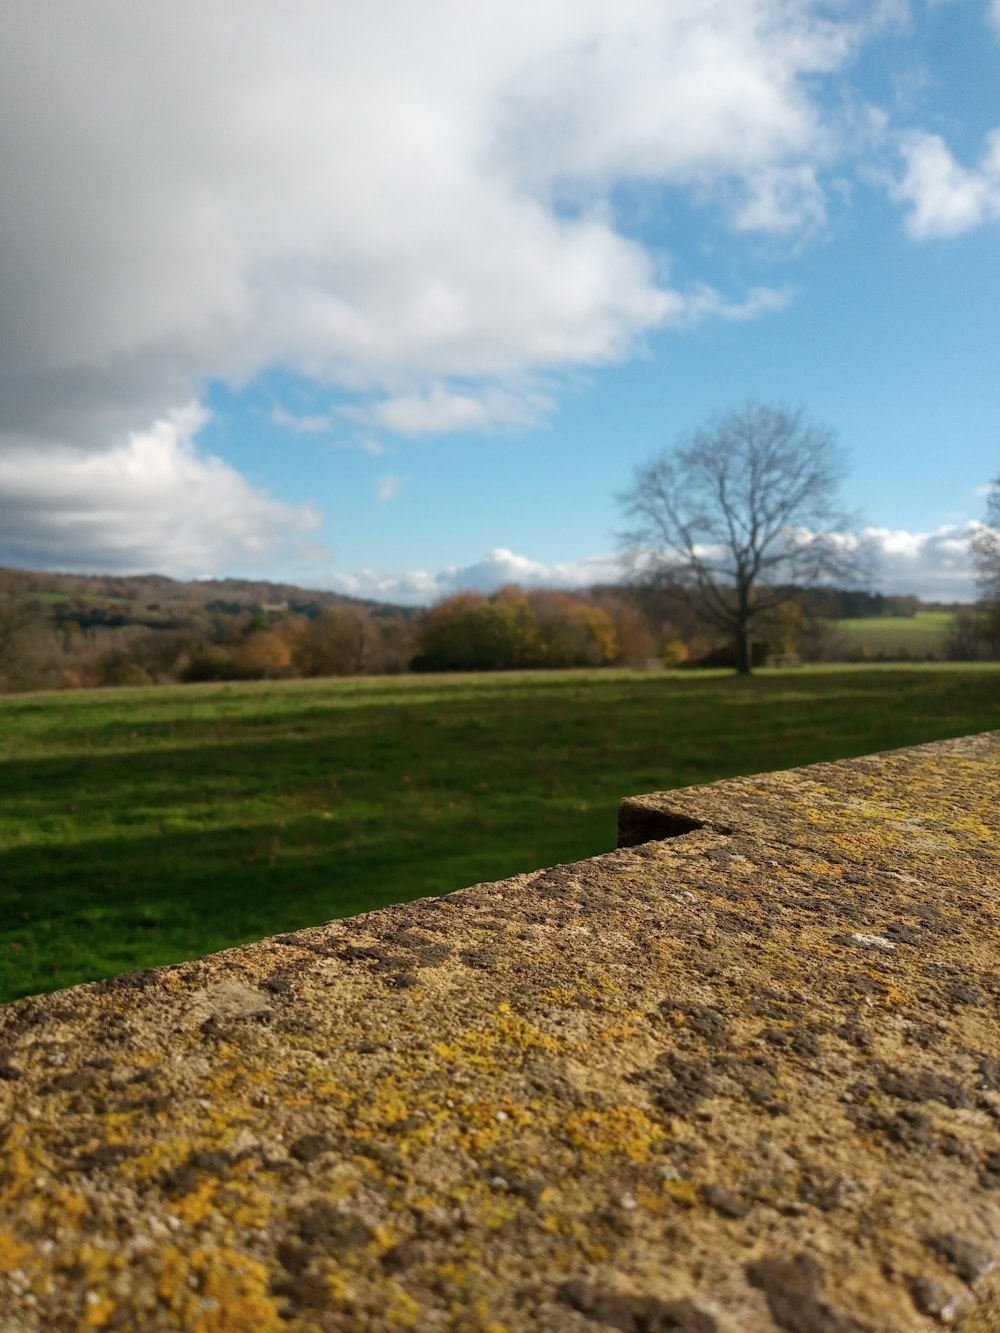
[1,731,999,1331]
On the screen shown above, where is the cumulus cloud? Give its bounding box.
[0,3,977,575]
[1,0,869,459]
[327,525,979,606]
[862,523,979,597]
[896,129,1000,238]
[328,548,625,605]
[0,405,320,577]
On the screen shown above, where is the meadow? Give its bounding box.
[834,611,950,657]
[1,664,998,1003]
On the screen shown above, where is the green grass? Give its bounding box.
[1,666,998,1003]
[836,612,951,656]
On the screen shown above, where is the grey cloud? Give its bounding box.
[0,405,320,577]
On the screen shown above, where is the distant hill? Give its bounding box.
[0,565,414,620]
[0,566,419,692]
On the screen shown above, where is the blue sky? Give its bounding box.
[1,1,997,602]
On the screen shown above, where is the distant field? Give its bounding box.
[835,612,950,657]
[2,665,998,1002]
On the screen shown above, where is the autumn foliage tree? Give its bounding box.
[292,607,379,677]
[413,587,623,672]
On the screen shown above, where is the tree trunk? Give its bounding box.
[736,624,753,675]
[735,582,753,675]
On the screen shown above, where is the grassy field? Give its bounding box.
[1,665,998,1003]
[835,612,951,657]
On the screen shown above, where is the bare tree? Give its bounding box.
[618,402,864,674]
[972,476,1000,604]
[968,476,1000,656]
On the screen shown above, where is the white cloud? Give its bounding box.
[1,0,866,463]
[0,1,976,579]
[896,129,1000,238]
[0,404,320,576]
[365,384,555,435]
[680,283,796,324]
[327,525,980,606]
[270,406,336,437]
[376,474,407,503]
[861,523,979,597]
[733,165,828,232]
[328,548,625,605]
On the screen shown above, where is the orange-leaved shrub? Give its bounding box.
[413,586,624,672]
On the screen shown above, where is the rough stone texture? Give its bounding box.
[1,732,999,1331]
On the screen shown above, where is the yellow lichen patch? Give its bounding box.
[477,1193,521,1232]
[876,982,918,1008]
[156,1244,283,1333]
[434,1005,562,1073]
[121,1138,196,1188]
[662,1179,700,1208]
[540,1213,609,1259]
[0,1123,47,1209]
[635,1187,669,1215]
[568,973,621,1003]
[193,1299,276,1333]
[456,1099,535,1153]
[492,1013,559,1052]
[345,1076,444,1150]
[563,1104,666,1161]
[95,1112,141,1137]
[324,1268,352,1304]
[366,1223,404,1258]
[82,1290,116,1328]
[157,973,189,994]
[313,1080,352,1104]
[427,1259,479,1304]
[222,1178,272,1233]
[52,1186,90,1229]
[383,1286,423,1328]
[173,1178,220,1226]
[74,1242,127,1288]
[464,1099,534,1130]
[0,1226,33,1272]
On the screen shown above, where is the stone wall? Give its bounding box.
[1,732,998,1331]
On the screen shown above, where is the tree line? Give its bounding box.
[0,572,980,693]
[1,401,996,688]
